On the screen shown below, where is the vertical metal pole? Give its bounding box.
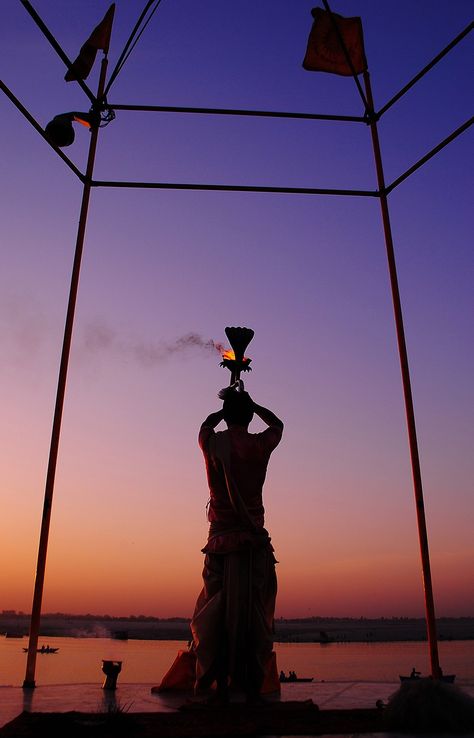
[23,57,108,689]
[363,70,441,679]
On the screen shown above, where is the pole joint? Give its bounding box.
[364,109,381,126]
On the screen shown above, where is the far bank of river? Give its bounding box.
[2,614,474,643]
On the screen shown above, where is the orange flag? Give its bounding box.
[65,4,115,81]
[303,7,367,76]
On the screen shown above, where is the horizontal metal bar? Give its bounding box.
[109,103,366,124]
[385,116,474,194]
[90,178,378,197]
[0,79,85,182]
[20,0,97,106]
[378,21,474,119]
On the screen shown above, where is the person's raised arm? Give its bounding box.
[200,409,224,431]
[252,402,284,431]
[199,409,224,451]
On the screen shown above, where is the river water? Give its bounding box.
[1,637,474,687]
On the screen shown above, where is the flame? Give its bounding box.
[222,349,236,361]
[220,347,250,363]
[215,342,249,362]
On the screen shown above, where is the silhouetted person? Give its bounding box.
[191,384,283,703]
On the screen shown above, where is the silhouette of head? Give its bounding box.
[223,391,254,427]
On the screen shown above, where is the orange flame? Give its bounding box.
[221,349,236,361]
[215,342,249,362]
[220,347,250,363]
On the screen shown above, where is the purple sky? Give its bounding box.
[1,1,473,618]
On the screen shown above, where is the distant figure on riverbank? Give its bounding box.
[191,383,283,703]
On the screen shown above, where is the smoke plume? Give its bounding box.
[82,322,224,368]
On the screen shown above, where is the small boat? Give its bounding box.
[399,672,455,684]
[5,632,24,638]
[23,645,59,654]
[279,672,313,683]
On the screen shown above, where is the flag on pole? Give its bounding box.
[303,7,367,76]
[65,4,115,81]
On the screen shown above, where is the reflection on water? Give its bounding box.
[1,637,474,687]
[21,688,34,714]
[100,690,119,713]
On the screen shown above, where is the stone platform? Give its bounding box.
[1,680,473,737]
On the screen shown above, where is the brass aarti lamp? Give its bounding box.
[220,326,254,385]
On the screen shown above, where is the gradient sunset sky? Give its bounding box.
[1,1,472,619]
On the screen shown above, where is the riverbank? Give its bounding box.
[2,614,474,643]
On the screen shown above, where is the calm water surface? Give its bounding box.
[1,637,474,686]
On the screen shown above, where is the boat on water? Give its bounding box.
[23,645,59,654]
[399,668,455,684]
[279,671,313,683]
[5,632,24,638]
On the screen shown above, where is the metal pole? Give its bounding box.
[23,56,109,689]
[109,102,366,124]
[385,116,474,195]
[0,79,85,181]
[90,179,377,197]
[321,0,370,115]
[363,70,442,679]
[20,0,96,106]
[378,21,473,119]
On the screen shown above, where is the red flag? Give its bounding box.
[65,4,115,82]
[303,7,367,76]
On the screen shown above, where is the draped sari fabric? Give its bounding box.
[192,423,282,695]
[191,538,278,693]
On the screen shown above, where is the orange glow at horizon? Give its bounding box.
[1,409,474,619]
[3,472,474,619]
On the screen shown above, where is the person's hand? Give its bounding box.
[218,380,249,400]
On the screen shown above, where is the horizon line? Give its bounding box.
[2,610,474,622]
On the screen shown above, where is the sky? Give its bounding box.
[0,1,473,620]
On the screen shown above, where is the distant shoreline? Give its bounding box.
[2,613,474,643]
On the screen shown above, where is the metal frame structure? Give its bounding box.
[2,1,472,688]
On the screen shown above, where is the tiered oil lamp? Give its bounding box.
[220,326,254,385]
